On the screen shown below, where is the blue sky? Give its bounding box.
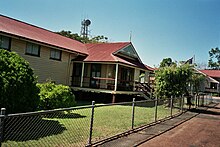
[1,0,220,67]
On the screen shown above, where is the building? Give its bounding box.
[0,15,153,102]
[72,42,153,102]
[199,70,220,94]
[0,14,87,85]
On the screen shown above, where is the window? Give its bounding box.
[210,82,217,89]
[26,42,40,56]
[50,49,62,60]
[0,35,11,50]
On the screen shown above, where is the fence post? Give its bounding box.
[170,96,173,117]
[205,94,207,106]
[87,101,95,147]
[131,98,135,129]
[197,94,198,107]
[181,95,184,113]
[154,97,158,122]
[0,108,6,147]
[193,94,196,108]
[203,94,204,106]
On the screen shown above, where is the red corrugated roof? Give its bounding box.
[0,15,88,55]
[200,70,220,78]
[145,65,157,71]
[84,42,147,69]
[85,42,130,62]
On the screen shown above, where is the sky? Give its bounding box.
[0,0,220,67]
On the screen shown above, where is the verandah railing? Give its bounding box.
[0,94,213,147]
[72,76,152,92]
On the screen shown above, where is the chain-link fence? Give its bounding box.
[0,93,213,146]
[0,106,92,147]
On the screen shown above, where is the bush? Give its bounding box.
[37,82,76,110]
[0,50,39,113]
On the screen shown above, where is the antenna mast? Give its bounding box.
[129,31,132,42]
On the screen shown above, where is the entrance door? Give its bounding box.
[90,64,101,88]
[120,67,134,90]
[72,63,82,86]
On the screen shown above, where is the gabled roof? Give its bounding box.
[84,42,147,69]
[85,42,130,62]
[0,15,88,55]
[195,69,219,84]
[200,70,220,78]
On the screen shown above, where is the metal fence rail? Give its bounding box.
[0,93,213,147]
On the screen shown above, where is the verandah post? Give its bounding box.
[87,101,95,147]
[0,108,6,147]
[131,98,135,129]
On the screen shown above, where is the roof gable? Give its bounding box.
[113,44,142,63]
[0,15,88,55]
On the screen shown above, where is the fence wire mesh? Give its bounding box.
[172,97,182,115]
[157,98,173,120]
[92,102,133,143]
[1,107,92,147]
[134,100,155,127]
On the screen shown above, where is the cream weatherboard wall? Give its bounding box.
[133,68,150,83]
[11,38,75,85]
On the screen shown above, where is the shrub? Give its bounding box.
[0,49,39,113]
[37,82,76,110]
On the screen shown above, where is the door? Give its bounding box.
[90,64,101,88]
[72,63,82,86]
[120,67,134,90]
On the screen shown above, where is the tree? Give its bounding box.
[155,64,193,98]
[208,47,220,69]
[0,49,39,113]
[56,30,108,43]
[159,58,176,68]
[190,73,205,94]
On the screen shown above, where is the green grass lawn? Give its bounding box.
[2,103,180,147]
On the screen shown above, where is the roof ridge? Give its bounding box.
[86,42,130,45]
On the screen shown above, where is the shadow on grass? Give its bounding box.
[44,112,87,119]
[4,116,66,142]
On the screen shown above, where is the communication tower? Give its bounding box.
[81,19,91,38]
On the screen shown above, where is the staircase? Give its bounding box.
[135,82,153,99]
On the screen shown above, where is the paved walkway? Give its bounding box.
[97,103,220,147]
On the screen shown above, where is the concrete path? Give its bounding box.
[96,103,220,147]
